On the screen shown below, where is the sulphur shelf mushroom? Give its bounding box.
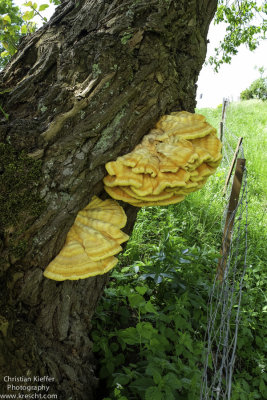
[43,196,129,281]
[103,111,222,206]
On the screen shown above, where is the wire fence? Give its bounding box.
[200,99,249,400]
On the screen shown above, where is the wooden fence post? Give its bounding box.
[220,121,224,142]
[220,98,228,142]
[218,158,246,282]
[223,137,243,195]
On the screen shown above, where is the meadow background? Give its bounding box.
[91,99,267,400]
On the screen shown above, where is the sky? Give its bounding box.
[13,0,267,108]
[196,21,267,108]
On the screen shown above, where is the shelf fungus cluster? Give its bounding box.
[104,111,222,206]
[43,196,129,281]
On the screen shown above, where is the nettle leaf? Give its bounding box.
[131,377,154,391]
[118,327,139,345]
[146,365,162,385]
[152,370,162,385]
[163,372,182,390]
[135,286,147,295]
[128,293,146,308]
[136,322,156,340]
[106,360,115,374]
[145,301,157,314]
[259,379,267,396]
[145,386,163,400]
[39,4,50,12]
[113,373,130,386]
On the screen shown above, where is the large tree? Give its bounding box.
[0,0,218,398]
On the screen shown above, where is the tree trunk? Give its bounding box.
[0,0,217,398]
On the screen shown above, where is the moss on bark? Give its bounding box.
[0,143,45,263]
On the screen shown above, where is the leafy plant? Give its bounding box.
[0,0,24,67]
[210,0,267,71]
[0,0,60,67]
[91,205,220,399]
[92,100,267,399]
[240,77,267,101]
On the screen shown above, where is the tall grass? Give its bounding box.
[198,99,267,268]
[199,99,267,196]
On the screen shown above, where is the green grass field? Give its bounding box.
[92,100,267,400]
[198,100,267,271]
[199,99,267,197]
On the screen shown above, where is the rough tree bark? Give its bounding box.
[0,0,218,398]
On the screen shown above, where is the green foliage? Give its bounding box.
[22,1,50,23]
[92,100,267,399]
[91,197,223,400]
[0,0,24,68]
[210,1,266,71]
[240,77,267,101]
[0,0,59,67]
[92,230,216,399]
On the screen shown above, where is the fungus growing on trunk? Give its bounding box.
[104,111,222,206]
[43,196,129,280]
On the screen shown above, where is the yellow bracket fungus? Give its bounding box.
[104,111,222,206]
[43,196,129,281]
